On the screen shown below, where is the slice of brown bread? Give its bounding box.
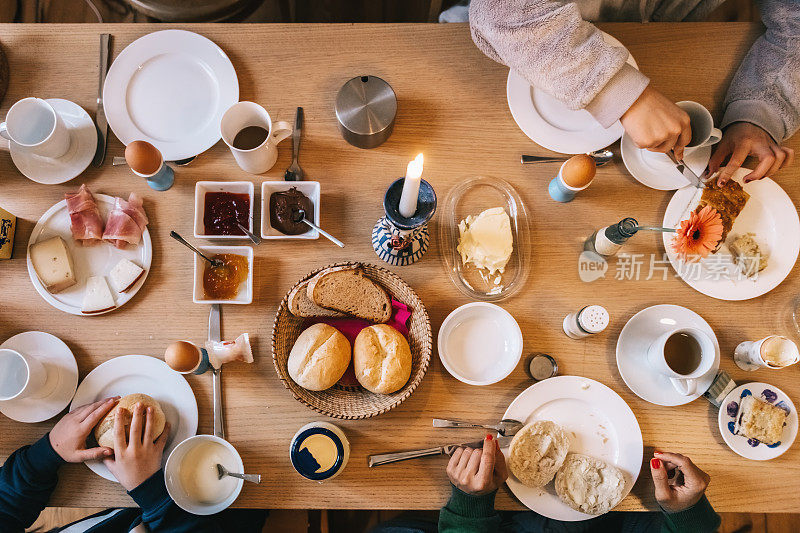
[288,279,347,318]
[308,266,392,323]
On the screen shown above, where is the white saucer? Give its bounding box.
[621,131,711,190]
[10,99,97,185]
[718,382,797,461]
[506,32,638,154]
[0,331,78,423]
[616,304,720,406]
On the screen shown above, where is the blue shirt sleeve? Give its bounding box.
[0,433,65,533]
[128,470,222,532]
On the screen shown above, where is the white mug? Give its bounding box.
[647,327,715,396]
[0,98,71,159]
[676,101,722,151]
[0,348,47,401]
[220,102,292,174]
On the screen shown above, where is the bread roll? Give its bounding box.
[94,393,165,450]
[508,420,570,487]
[555,453,625,515]
[288,323,351,391]
[353,324,412,394]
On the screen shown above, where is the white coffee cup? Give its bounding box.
[676,100,722,151]
[220,102,291,174]
[647,327,715,396]
[0,348,47,401]
[0,98,71,159]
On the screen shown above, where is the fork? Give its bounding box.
[284,107,304,181]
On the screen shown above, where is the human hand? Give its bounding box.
[709,122,794,185]
[620,86,692,160]
[103,402,170,491]
[49,397,118,463]
[650,451,710,513]
[446,435,508,496]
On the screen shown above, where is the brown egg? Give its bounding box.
[561,154,596,188]
[165,341,201,373]
[125,140,162,175]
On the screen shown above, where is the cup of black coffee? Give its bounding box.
[220,101,291,174]
[646,327,715,395]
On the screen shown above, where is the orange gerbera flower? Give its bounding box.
[672,206,724,259]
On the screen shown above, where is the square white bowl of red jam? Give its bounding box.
[194,181,254,240]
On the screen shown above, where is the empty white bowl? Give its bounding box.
[165,435,244,516]
[438,302,523,386]
[192,245,253,304]
[194,181,254,240]
[260,181,320,239]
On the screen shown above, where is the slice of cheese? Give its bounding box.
[82,276,116,314]
[29,236,77,293]
[109,258,144,293]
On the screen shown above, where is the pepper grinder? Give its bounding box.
[372,156,436,266]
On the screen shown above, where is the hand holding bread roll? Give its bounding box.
[288,323,351,391]
[94,393,165,450]
[353,324,412,394]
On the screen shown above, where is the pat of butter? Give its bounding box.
[457,207,513,275]
[29,236,77,293]
[0,207,15,260]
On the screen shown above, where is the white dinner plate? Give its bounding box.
[70,355,198,482]
[616,304,720,406]
[26,194,153,316]
[502,376,643,521]
[10,99,97,185]
[662,168,800,300]
[0,331,78,423]
[719,382,797,461]
[506,32,638,154]
[621,132,711,190]
[103,30,239,161]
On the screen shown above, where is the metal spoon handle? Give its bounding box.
[170,231,217,264]
[368,447,444,467]
[226,472,261,484]
[236,222,262,245]
[432,418,495,431]
[521,155,565,164]
[301,219,344,248]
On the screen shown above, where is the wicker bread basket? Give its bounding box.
[272,262,432,419]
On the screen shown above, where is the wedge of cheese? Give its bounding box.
[29,236,77,293]
[109,258,144,293]
[82,276,116,314]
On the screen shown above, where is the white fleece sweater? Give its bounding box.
[469,0,800,142]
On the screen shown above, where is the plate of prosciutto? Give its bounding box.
[26,184,152,316]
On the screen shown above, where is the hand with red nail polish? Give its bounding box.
[446,435,508,496]
[49,397,119,463]
[649,451,711,513]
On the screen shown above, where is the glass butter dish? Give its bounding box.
[439,176,530,301]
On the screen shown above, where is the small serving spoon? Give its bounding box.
[216,463,261,484]
[520,149,614,167]
[112,155,197,167]
[170,231,223,267]
[235,221,262,245]
[432,418,525,437]
[291,209,344,248]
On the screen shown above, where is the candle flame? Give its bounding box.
[407,153,424,180]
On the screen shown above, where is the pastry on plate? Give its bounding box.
[354,324,412,394]
[555,453,625,515]
[734,395,787,445]
[94,393,165,450]
[695,179,749,248]
[507,420,570,487]
[288,323,351,391]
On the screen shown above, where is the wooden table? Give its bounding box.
[1,22,798,512]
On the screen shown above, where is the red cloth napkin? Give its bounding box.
[306,300,411,386]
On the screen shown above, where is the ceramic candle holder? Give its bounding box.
[372,178,436,266]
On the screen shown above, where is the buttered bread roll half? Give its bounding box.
[555,453,625,515]
[353,324,412,395]
[508,420,570,487]
[94,393,166,450]
[288,323,351,391]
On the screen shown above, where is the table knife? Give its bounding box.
[92,33,111,167]
[666,150,706,189]
[209,304,225,440]
[368,436,513,467]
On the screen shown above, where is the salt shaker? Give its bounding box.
[563,305,609,339]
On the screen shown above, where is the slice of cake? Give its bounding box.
[695,179,749,250]
[734,395,787,445]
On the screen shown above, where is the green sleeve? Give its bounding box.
[438,485,501,533]
[660,496,721,533]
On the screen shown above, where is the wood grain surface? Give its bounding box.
[0,23,798,512]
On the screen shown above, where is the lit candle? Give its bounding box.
[398,153,424,218]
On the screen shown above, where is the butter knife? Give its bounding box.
[92,33,111,167]
[667,150,706,189]
[368,436,512,467]
[209,304,225,439]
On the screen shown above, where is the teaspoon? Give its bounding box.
[291,209,344,248]
[520,149,614,167]
[170,231,223,267]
